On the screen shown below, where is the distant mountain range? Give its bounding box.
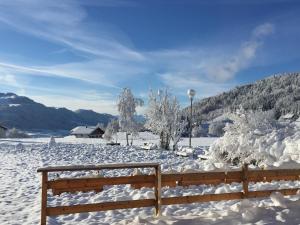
[2,72,299,131]
[186,72,300,123]
[0,93,115,130]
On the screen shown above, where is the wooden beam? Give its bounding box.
[41,171,48,225]
[46,199,156,216]
[242,164,249,198]
[161,192,244,205]
[131,183,154,189]
[37,162,159,173]
[48,175,156,189]
[249,175,300,183]
[52,186,103,195]
[248,169,300,182]
[161,171,242,187]
[155,166,161,216]
[248,188,299,198]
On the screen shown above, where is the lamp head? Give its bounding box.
[187,89,196,99]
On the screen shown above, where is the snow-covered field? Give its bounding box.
[0,133,300,225]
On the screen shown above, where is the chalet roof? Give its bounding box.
[71,126,103,135]
[0,124,7,130]
[280,113,295,120]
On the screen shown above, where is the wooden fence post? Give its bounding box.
[155,165,161,216]
[242,164,249,198]
[41,171,48,225]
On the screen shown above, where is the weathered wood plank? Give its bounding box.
[249,175,300,183]
[52,186,103,195]
[131,182,154,189]
[41,172,48,225]
[46,199,156,216]
[242,164,249,198]
[248,169,300,182]
[248,188,299,198]
[132,172,243,189]
[161,192,244,205]
[155,166,161,216]
[38,162,159,173]
[162,171,242,183]
[48,175,156,189]
[131,180,177,189]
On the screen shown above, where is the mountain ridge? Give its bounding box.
[0,93,116,130]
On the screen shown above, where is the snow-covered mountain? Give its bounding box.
[0,93,115,130]
[187,72,300,122]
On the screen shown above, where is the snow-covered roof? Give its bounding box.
[71,126,99,135]
[0,124,7,130]
[280,113,295,119]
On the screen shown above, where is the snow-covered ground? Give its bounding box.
[0,133,299,225]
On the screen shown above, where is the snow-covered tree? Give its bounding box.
[171,113,187,151]
[185,73,300,125]
[208,121,225,137]
[117,88,144,145]
[209,108,281,166]
[145,89,186,150]
[103,120,119,143]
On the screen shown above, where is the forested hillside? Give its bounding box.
[188,73,300,122]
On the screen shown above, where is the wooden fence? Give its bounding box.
[37,163,300,225]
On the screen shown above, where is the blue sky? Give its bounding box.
[0,0,300,114]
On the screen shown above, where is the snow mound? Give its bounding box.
[15,143,25,152]
[209,109,300,168]
[270,192,287,208]
[176,146,194,157]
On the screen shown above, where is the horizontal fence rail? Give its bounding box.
[38,163,300,225]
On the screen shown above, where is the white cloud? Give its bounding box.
[0,72,27,96]
[155,23,275,99]
[252,23,274,38]
[0,0,275,112]
[0,73,18,87]
[160,72,236,99]
[202,23,274,82]
[0,0,143,61]
[0,1,274,85]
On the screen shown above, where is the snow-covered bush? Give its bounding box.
[117,88,144,145]
[103,120,119,143]
[209,109,299,166]
[6,128,29,138]
[208,121,225,137]
[145,89,186,150]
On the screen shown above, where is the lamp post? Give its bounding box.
[187,89,196,148]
